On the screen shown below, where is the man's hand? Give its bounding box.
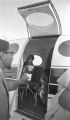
[4,73,29,92]
[19,73,29,85]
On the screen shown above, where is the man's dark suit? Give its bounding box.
[0,70,9,120]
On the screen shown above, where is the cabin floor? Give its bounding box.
[10,89,48,120]
[10,98,51,120]
[18,89,46,119]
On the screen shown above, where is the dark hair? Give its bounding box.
[26,54,34,62]
[0,39,9,52]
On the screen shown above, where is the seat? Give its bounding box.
[18,66,42,106]
[18,80,39,106]
[25,66,43,106]
[18,66,48,108]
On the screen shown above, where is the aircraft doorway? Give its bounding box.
[17,66,48,120]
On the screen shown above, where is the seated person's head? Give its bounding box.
[24,55,34,72]
[26,54,34,63]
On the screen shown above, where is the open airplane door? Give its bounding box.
[17,0,62,119]
[18,0,62,67]
[18,0,62,37]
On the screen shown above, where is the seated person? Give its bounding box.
[22,54,34,81]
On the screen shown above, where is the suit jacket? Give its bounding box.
[0,69,9,120]
[0,69,19,120]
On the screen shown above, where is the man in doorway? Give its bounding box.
[0,39,28,120]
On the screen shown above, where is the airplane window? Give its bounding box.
[33,55,42,66]
[8,43,19,54]
[26,12,54,28]
[58,40,70,57]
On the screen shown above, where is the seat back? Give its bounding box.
[31,66,43,86]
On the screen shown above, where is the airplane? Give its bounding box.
[0,0,70,120]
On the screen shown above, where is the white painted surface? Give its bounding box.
[52,36,70,67]
[8,38,29,66]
